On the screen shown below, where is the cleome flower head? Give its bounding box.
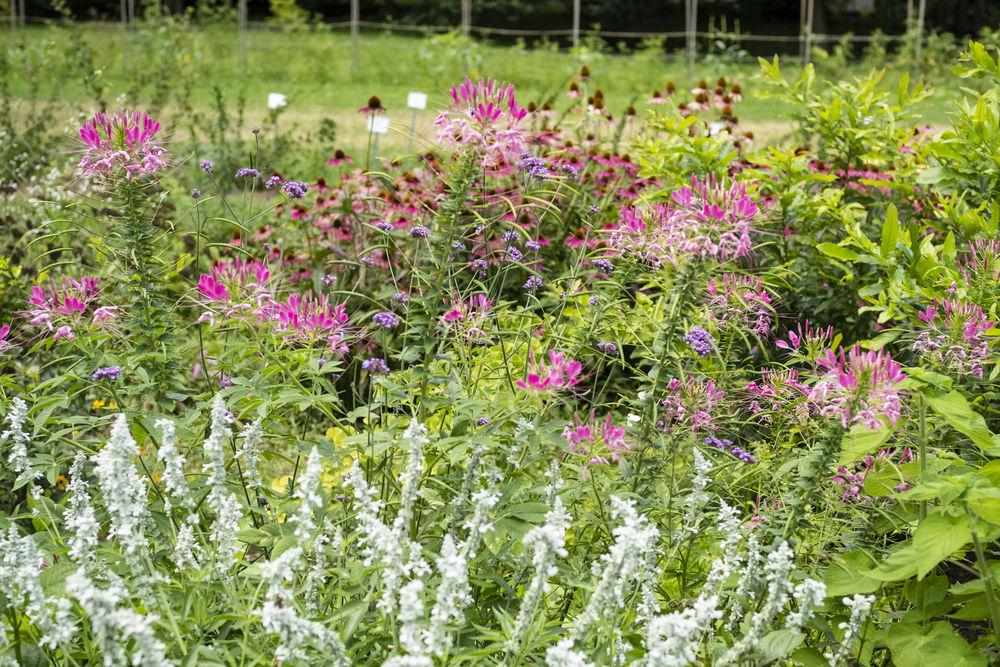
[808,346,906,430]
[436,77,528,168]
[28,276,118,341]
[78,110,167,180]
[517,349,583,393]
[913,299,993,379]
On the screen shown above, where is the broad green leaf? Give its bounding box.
[757,629,804,662]
[867,514,972,581]
[886,622,987,667]
[967,486,1000,525]
[817,243,860,262]
[839,424,892,465]
[924,390,1000,455]
[824,550,882,596]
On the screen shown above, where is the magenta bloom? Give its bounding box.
[706,273,773,339]
[436,77,528,168]
[608,176,759,267]
[78,110,167,179]
[913,300,993,379]
[517,349,583,393]
[269,291,350,353]
[562,412,630,474]
[441,294,494,341]
[28,276,117,339]
[833,448,914,502]
[808,346,906,430]
[774,320,835,357]
[745,368,808,419]
[660,374,726,433]
[0,324,12,353]
[195,259,273,325]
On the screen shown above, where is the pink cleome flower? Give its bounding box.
[28,276,117,340]
[0,324,13,353]
[660,374,726,432]
[562,412,630,474]
[196,259,273,325]
[608,176,760,267]
[833,448,914,502]
[436,77,528,168]
[745,368,809,419]
[808,346,906,430]
[913,299,993,379]
[441,293,494,341]
[705,273,774,339]
[517,349,583,393]
[78,110,167,179]
[268,291,351,354]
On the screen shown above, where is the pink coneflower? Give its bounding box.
[78,110,167,179]
[808,346,906,430]
[913,300,993,379]
[517,349,583,393]
[358,95,386,115]
[327,149,353,167]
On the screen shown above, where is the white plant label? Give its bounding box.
[407,92,428,110]
[368,116,390,134]
[267,93,287,109]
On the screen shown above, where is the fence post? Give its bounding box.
[10,0,15,35]
[238,0,247,71]
[461,0,471,36]
[685,0,697,78]
[800,0,814,67]
[914,0,926,65]
[350,0,359,77]
[572,0,580,48]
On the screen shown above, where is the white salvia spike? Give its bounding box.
[237,417,264,489]
[393,420,429,538]
[682,448,712,533]
[824,594,875,666]
[642,594,722,667]
[92,414,151,565]
[304,518,336,613]
[703,500,742,590]
[66,451,100,566]
[258,546,349,666]
[1,397,41,487]
[202,394,243,575]
[545,637,595,667]
[0,526,77,649]
[728,529,762,627]
[173,514,203,571]
[719,540,797,665]
[67,570,171,666]
[570,496,659,640]
[292,447,324,545]
[507,496,572,656]
[786,578,827,632]
[155,418,191,512]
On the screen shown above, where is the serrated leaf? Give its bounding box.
[867,514,971,582]
[886,622,987,667]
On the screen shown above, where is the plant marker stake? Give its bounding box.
[368,115,390,167]
[268,93,287,138]
[406,91,427,153]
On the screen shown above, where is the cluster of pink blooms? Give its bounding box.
[441,294,494,341]
[436,78,528,168]
[659,374,726,432]
[196,260,351,353]
[808,347,906,430]
[516,349,583,392]
[774,320,836,358]
[0,324,13,353]
[561,412,629,475]
[913,300,993,379]
[833,448,913,502]
[705,273,773,338]
[196,259,273,325]
[608,176,759,267]
[745,368,808,420]
[78,110,167,179]
[958,240,1000,299]
[28,276,118,340]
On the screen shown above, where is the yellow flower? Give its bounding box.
[91,399,106,410]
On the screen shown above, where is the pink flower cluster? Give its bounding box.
[517,349,583,393]
[745,368,808,420]
[660,374,725,432]
[196,259,273,324]
[562,412,630,474]
[705,273,773,338]
[441,294,494,341]
[78,110,167,179]
[436,78,528,168]
[833,448,913,502]
[774,320,835,358]
[28,276,118,341]
[808,347,906,430]
[913,300,993,379]
[270,292,350,353]
[608,176,759,267]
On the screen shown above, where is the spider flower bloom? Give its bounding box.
[196,259,273,324]
[705,273,773,339]
[441,294,493,341]
[745,368,808,419]
[562,412,630,473]
[78,110,167,179]
[517,349,583,393]
[660,374,726,432]
[808,347,906,430]
[269,291,350,353]
[0,324,12,353]
[913,300,993,379]
[436,77,528,167]
[28,276,117,338]
[774,320,835,358]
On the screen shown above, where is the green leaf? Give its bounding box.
[868,514,972,581]
[817,243,860,262]
[924,390,1000,455]
[881,204,899,258]
[757,629,804,662]
[886,622,987,667]
[967,486,1000,525]
[825,550,882,596]
[839,424,893,465]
